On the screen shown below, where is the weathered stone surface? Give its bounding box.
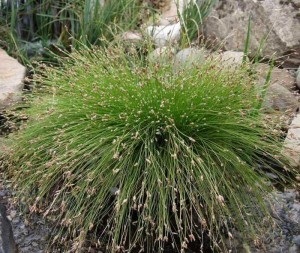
[256,63,296,91]
[283,113,300,167]
[146,22,181,47]
[174,47,208,71]
[203,0,300,67]
[217,51,245,68]
[0,203,17,253]
[0,49,26,109]
[263,83,299,113]
[148,46,176,64]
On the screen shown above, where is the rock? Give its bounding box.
[148,46,176,65]
[0,49,26,109]
[146,22,181,48]
[283,113,300,167]
[256,63,297,91]
[158,0,191,25]
[158,0,179,25]
[203,0,300,67]
[121,31,143,43]
[217,51,245,68]
[242,190,300,253]
[174,47,208,71]
[0,203,17,253]
[293,235,300,246]
[262,83,299,113]
[289,245,300,253]
[296,66,300,90]
[119,31,144,55]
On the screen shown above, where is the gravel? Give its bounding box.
[0,176,51,253]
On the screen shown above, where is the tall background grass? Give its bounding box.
[0,0,218,63]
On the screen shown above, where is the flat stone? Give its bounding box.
[0,49,26,109]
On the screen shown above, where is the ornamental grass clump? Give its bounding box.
[6,47,292,252]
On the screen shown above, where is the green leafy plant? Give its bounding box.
[6,46,293,252]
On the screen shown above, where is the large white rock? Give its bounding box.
[0,49,26,108]
[146,22,181,48]
[203,0,300,67]
[283,113,300,168]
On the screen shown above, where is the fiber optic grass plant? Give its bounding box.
[6,46,293,252]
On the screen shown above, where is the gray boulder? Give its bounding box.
[0,49,26,109]
[203,0,300,67]
[0,204,17,253]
